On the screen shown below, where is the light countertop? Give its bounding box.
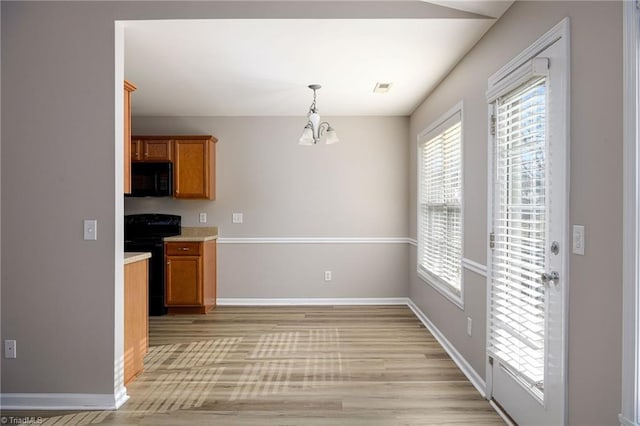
[163,226,218,242]
[124,252,152,265]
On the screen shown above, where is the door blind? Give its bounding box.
[418,118,462,295]
[489,77,547,396]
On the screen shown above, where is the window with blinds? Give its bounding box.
[418,110,463,301]
[489,77,547,399]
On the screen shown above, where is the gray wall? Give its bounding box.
[408,2,622,425]
[127,116,409,298]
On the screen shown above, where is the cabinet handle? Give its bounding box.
[178,247,190,251]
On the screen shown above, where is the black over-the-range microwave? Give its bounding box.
[127,162,173,197]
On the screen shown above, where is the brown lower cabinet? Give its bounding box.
[124,258,148,384]
[165,240,217,314]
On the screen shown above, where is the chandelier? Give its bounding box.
[298,84,339,146]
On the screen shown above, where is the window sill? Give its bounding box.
[417,268,464,309]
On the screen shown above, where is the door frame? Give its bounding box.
[484,17,570,424]
[621,2,640,425]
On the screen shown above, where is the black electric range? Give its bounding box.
[124,214,181,315]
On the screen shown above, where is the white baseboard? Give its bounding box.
[114,386,129,409]
[490,399,516,426]
[0,392,127,410]
[217,237,411,244]
[406,299,487,398]
[217,297,410,306]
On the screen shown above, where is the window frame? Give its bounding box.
[621,2,640,425]
[417,101,464,308]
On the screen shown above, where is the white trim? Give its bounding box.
[407,238,417,247]
[490,400,517,426]
[462,257,487,277]
[417,108,462,141]
[487,20,565,91]
[485,101,496,402]
[0,392,128,411]
[485,18,570,425]
[217,297,410,306]
[417,268,464,309]
[622,1,640,424]
[486,57,549,103]
[114,386,129,409]
[113,21,127,408]
[406,299,486,398]
[217,237,411,244]
[416,100,465,310]
[620,414,640,426]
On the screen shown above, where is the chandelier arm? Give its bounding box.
[318,122,331,136]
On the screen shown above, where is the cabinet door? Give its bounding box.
[166,255,202,306]
[173,139,213,199]
[143,140,172,161]
[124,259,148,384]
[131,139,142,162]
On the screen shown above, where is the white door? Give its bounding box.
[486,20,568,425]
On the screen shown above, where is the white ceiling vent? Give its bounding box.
[373,82,393,93]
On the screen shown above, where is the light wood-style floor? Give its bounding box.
[5,306,505,425]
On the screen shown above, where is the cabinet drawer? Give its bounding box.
[166,242,202,256]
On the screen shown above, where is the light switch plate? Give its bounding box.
[84,219,97,241]
[572,225,585,255]
[232,213,243,224]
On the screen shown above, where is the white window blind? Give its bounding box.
[489,77,547,398]
[418,112,462,298]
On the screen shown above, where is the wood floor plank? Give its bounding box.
[3,306,505,425]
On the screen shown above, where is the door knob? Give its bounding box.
[541,271,560,284]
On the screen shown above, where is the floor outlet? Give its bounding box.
[466,317,472,337]
[4,340,16,359]
[324,271,332,282]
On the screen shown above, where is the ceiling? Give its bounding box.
[124,1,513,117]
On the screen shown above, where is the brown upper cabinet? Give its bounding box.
[130,135,217,200]
[123,80,136,194]
[131,138,173,162]
[173,136,217,200]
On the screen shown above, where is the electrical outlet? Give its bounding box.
[4,340,16,359]
[232,213,244,224]
[199,212,207,223]
[83,219,97,241]
[466,317,472,337]
[324,271,332,281]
